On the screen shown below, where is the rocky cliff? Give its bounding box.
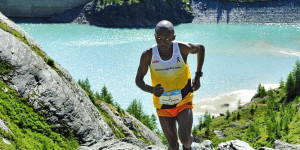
[49,0,300,26]
[49,0,193,27]
[192,0,300,24]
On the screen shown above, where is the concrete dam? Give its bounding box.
[0,0,90,17]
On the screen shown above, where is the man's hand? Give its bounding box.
[152,84,164,97]
[192,78,201,91]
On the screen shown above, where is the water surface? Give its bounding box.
[17,23,300,119]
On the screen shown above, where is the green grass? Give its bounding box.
[0,59,14,76]
[0,80,80,150]
[95,101,126,139]
[130,121,153,145]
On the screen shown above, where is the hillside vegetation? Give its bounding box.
[77,78,162,144]
[193,60,300,149]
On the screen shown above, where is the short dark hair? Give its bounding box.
[155,20,174,35]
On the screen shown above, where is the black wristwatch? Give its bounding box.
[195,72,203,77]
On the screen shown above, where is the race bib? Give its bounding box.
[159,89,182,105]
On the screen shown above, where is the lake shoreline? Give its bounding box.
[193,83,280,115]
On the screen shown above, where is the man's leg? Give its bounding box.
[159,116,179,150]
[176,108,193,150]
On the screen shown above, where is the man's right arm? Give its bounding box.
[135,49,154,94]
[135,49,164,96]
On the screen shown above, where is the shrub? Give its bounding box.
[250,104,255,115]
[46,58,55,68]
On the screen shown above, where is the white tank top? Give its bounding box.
[150,42,185,76]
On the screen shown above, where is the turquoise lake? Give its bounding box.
[17,23,300,120]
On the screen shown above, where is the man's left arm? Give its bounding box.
[185,43,205,91]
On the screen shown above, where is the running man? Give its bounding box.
[135,20,205,150]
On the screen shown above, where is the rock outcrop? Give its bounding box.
[0,118,12,145]
[0,12,162,148]
[274,140,300,150]
[49,0,193,27]
[217,140,254,150]
[49,0,300,26]
[192,0,300,24]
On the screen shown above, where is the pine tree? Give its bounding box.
[104,93,113,104]
[127,99,143,120]
[198,117,203,130]
[243,120,261,143]
[237,99,242,109]
[226,109,230,120]
[255,84,267,98]
[285,72,296,101]
[279,78,285,89]
[97,86,114,104]
[293,60,300,96]
[203,111,212,130]
[78,78,95,102]
[101,86,108,97]
[250,104,255,115]
[237,110,241,120]
[150,114,158,130]
[126,99,158,131]
[95,91,101,100]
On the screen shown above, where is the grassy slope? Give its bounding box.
[193,88,300,149]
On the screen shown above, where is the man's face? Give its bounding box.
[155,29,175,51]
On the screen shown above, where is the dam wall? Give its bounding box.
[0,0,91,17]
